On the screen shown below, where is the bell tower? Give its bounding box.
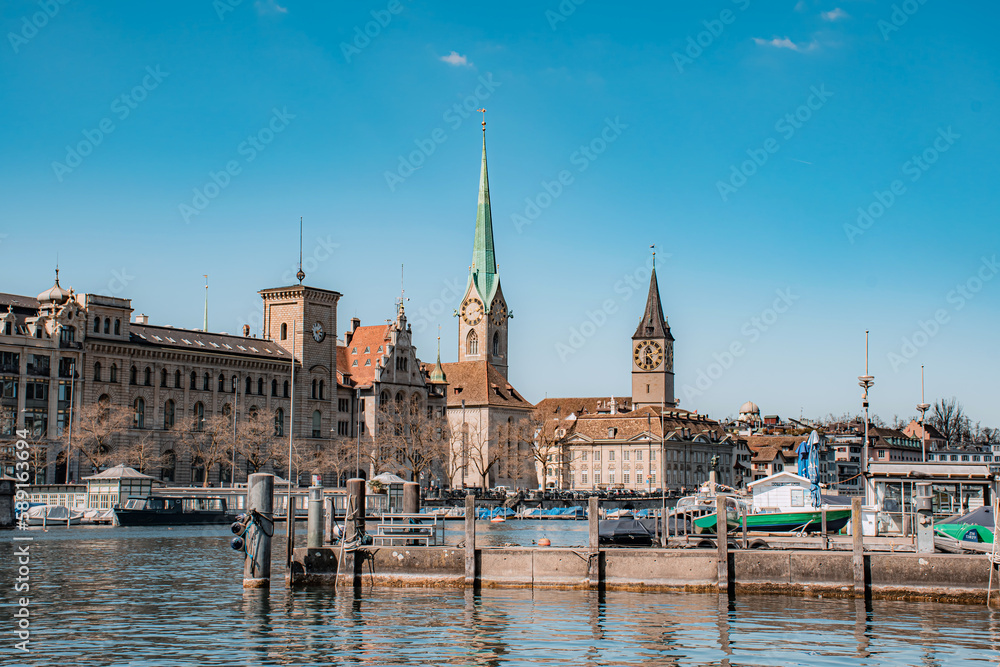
[457,112,510,379]
[631,253,675,409]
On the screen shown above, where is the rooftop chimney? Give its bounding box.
[135,314,148,325]
[243,324,250,337]
[351,317,361,331]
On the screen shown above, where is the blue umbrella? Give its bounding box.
[804,430,822,506]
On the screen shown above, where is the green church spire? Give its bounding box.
[470,112,498,303]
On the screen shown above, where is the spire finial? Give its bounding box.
[650,244,656,270]
[478,108,486,132]
[296,217,305,284]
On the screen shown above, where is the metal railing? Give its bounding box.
[371,513,445,546]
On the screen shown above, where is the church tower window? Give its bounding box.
[467,330,478,356]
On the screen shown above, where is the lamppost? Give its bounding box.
[231,372,239,488]
[64,360,76,485]
[858,330,875,504]
[917,365,930,463]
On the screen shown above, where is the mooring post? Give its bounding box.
[346,478,366,543]
[716,495,729,594]
[403,482,420,514]
[821,506,828,551]
[465,494,476,586]
[285,490,295,567]
[244,473,274,588]
[852,496,865,597]
[324,497,334,544]
[588,496,600,589]
[307,485,324,548]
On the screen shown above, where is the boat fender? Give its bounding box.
[231,536,245,551]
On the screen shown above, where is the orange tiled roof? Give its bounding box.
[338,324,391,388]
[439,361,532,409]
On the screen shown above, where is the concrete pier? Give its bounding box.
[243,473,273,589]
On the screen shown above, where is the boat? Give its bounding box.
[113,496,238,526]
[693,507,852,534]
[23,504,84,526]
[933,505,994,547]
[598,516,654,547]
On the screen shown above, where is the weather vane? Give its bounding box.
[478,108,486,131]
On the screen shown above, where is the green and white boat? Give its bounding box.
[693,507,852,534]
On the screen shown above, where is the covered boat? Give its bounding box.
[114,496,238,526]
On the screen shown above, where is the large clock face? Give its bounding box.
[461,299,484,326]
[634,340,663,371]
[312,322,326,342]
[490,299,507,326]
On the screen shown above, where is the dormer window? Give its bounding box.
[607,428,616,438]
[351,347,357,354]
[352,360,358,367]
[364,346,370,353]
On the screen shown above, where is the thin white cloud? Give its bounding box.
[440,51,473,67]
[794,0,808,11]
[753,36,818,52]
[821,7,849,21]
[255,0,287,14]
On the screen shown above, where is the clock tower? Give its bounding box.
[631,261,675,409]
[457,117,510,379]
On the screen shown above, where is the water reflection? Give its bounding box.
[2,525,998,666]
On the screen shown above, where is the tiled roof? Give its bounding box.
[338,324,392,388]
[868,426,922,450]
[439,361,532,409]
[129,324,288,361]
[535,396,633,418]
[560,405,730,444]
[0,293,41,310]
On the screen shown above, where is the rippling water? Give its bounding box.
[3,523,1000,666]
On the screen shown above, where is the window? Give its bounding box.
[623,472,630,484]
[594,473,601,485]
[103,319,110,334]
[59,326,75,344]
[271,379,278,396]
[160,369,167,387]
[492,331,499,356]
[337,421,349,436]
[164,400,175,429]
[93,316,100,333]
[274,408,285,436]
[110,364,118,383]
[594,451,600,462]
[581,452,587,462]
[27,354,49,376]
[218,374,225,392]
[1,378,17,399]
[257,378,264,395]
[130,366,137,385]
[338,398,349,412]
[467,330,478,356]
[650,450,656,461]
[609,451,615,462]
[581,472,588,484]
[311,379,317,399]
[636,450,642,461]
[319,380,324,400]
[193,402,205,431]
[608,471,615,485]
[94,362,102,382]
[877,449,886,458]
[280,323,287,340]
[283,381,289,398]
[114,319,120,335]
[144,367,152,386]
[245,377,252,395]
[312,410,321,438]
[133,397,145,429]
[623,450,630,461]
[174,370,181,388]
[161,450,176,483]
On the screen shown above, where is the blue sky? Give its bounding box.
[2,1,998,426]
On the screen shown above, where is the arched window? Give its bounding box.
[467,330,478,356]
[110,364,118,383]
[311,379,317,399]
[394,392,404,413]
[193,402,205,431]
[133,397,145,429]
[164,400,175,429]
[144,367,151,386]
[191,456,205,485]
[319,380,325,400]
[190,371,197,390]
[280,323,287,340]
[271,379,278,397]
[248,405,258,420]
[218,374,225,392]
[312,410,322,438]
[93,316,100,333]
[203,373,210,391]
[379,390,389,408]
[257,377,264,395]
[245,377,252,395]
[410,394,420,416]
[161,450,176,483]
[114,319,120,335]
[274,408,285,436]
[103,318,110,334]
[283,380,289,398]
[492,331,500,356]
[130,366,137,385]
[93,362,101,382]
[160,368,167,387]
[174,370,182,388]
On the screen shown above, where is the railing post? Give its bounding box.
[465,494,476,586]
[716,495,729,594]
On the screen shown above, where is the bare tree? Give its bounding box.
[64,401,131,473]
[931,398,972,444]
[465,419,501,490]
[177,414,234,488]
[119,428,165,476]
[524,407,573,490]
[235,410,281,474]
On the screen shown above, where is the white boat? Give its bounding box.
[25,504,84,526]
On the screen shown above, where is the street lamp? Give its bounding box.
[858,330,875,504]
[917,365,930,463]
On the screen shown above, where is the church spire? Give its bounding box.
[633,255,672,341]
[470,110,497,301]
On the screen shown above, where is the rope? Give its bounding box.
[235,509,274,578]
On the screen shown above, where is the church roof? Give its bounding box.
[633,267,673,340]
[440,360,531,409]
[338,324,391,388]
[469,127,500,305]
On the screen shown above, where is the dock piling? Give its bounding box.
[588,496,600,589]
[403,482,420,514]
[307,485,324,549]
[716,495,729,593]
[465,494,476,586]
[346,478,365,543]
[821,507,828,551]
[243,473,274,589]
[851,496,866,597]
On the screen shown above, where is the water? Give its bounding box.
[3,524,1000,666]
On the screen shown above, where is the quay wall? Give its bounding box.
[288,546,997,604]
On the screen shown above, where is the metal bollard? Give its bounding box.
[307,485,324,548]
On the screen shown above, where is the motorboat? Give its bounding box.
[23,504,84,526]
[114,496,238,526]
